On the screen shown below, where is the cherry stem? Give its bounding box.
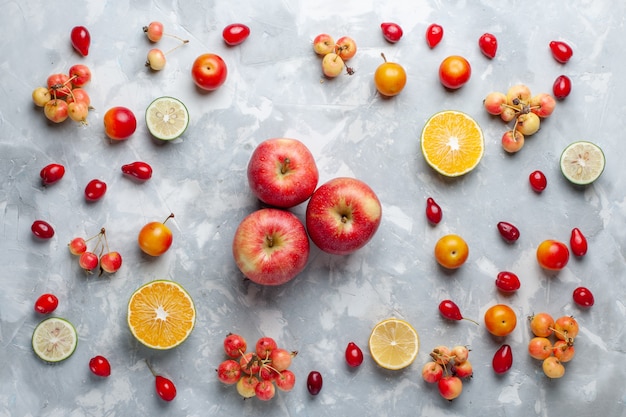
[163,213,175,224]
[462,317,479,326]
[145,359,158,377]
[380,52,387,62]
[163,40,189,56]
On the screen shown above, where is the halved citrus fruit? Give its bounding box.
[420,110,484,176]
[32,317,78,362]
[127,280,196,350]
[560,141,605,185]
[145,96,189,140]
[369,318,419,370]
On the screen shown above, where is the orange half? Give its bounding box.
[127,280,196,350]
[420,110,484,177]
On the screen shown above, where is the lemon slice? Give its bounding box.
[127,280,196,350]
[420,110,484,177]
[32,317,78,363]
[560,141,605,185]
[145,96,189,140]
[369,318,419,370]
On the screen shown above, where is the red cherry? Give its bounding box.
[495,271,521,293]
[573,286,594,307]
[155,375,177,401]
[34,293,58,314]
[222,23,250,46]
[345,342,364,367]
[553,75,572,99]
[492,344,513,374]
[497,221,520,242]
[85,179,107,201]
[438,300,478,324]
[40,163,65,185]
[549,41,573,64]
[478,33,498,59]
[380,22,403,43]
[89,356,111,377]
[426,197,442,224]
[306,371,323,395]
[426,23,444,48]
[529,170,547,192]
[121,161,153,181]
[31,220,55,239]
[71,26,91,56]
[570,228,588,257]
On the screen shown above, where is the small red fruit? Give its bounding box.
[85,179,107,201]
[345,342,364,367]
[425,197,442,225]
[549,41,573,64]
[478,33,498,58]
[495,271,521,293]
[222,23,250,46]
[497,221,520,242]
[89,356,111,377]
[31,220,55,239]
[380,22,403,43]
[529,170,547,192]
[40,163,65,185]
[121,161,153,181]
[570,228,588,257]
[71,26,91,56]
[553,75,572,99]
[425,23,444,48]
[34,293,59,314]
[307,371,323,395]
[573,286,594,307]
[492,344,513,374]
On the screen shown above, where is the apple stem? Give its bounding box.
[265,235,275,247]
[280,158,291,175]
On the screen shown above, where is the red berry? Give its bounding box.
[380,22,403,43]
[549,41,573,64]
[89,355,111,377]
[553,75,572,99]
[497,221,520,242]
[85,179,107,201]
[492,344,513,374]
[40,163,65,185]
[495,271,521,293]
[306,371,323,395]
[34,293,59,314]
[426,23,444,48]
[438,299,463,321]
[426,197,442,224]
[121,161,153,181]
[570,228,588,257]
[155,375,176,401]
[573,286,594,307]
[345,342,364,367]
[31,220,55,239]
[71,26,91,56]
[222,23,250,46]
[529,170,547,192]
[478,33,498,58]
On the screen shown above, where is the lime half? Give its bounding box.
[145,96,189,140]
[560,141,605,185]
[32,317,78,363]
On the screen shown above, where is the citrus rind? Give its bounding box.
[559,141,605,185]
[32,317,78,363]
[145,96,189,140]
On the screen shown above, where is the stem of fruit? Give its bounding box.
[280,158,291,175]
[163,213,175,224]
[548,327,575,346]
[380,52,387,62]
[463,317,479,326]
[164,41,189,56]
[145,359,158,377]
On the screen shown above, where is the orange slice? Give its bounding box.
[127,280,196,350]
[369,318,419,370]
[420,110,484,176]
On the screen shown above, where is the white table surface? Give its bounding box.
[2,1,625,416]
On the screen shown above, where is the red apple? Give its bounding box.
[232,208,310,285]
[247,138,319,208]
[305,177,382,255]
[191,53,227,91]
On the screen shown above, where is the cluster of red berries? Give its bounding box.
[68,228,122,275]
[421,345,473,401]
[32,64,92,124]
[527,313,579,378]
[217,333,297,401]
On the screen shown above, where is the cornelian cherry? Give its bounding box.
[85,179,107,201]
[222,23,250,46]
[495,271,521,293]
[426,23,443,48]
[71,26,91,56]
[34,293,58,314]
[478,33,497,58]
[553,75,571,99]
[570,228,587,257]
[438,300,478,325]
[497,221,520,242]
[345,342,364,367]
[426,197,442,224]
[89,355,111,377]
[307,371,323,395]
[40,163,65,185]
[121,161,153,181]
[573,286,594,307]
[155,375,176,401]
[381,22,403,43]
[529,170,547,192]
[549,41,573,64]
[31,220,55,239]
[492,344,513,374]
